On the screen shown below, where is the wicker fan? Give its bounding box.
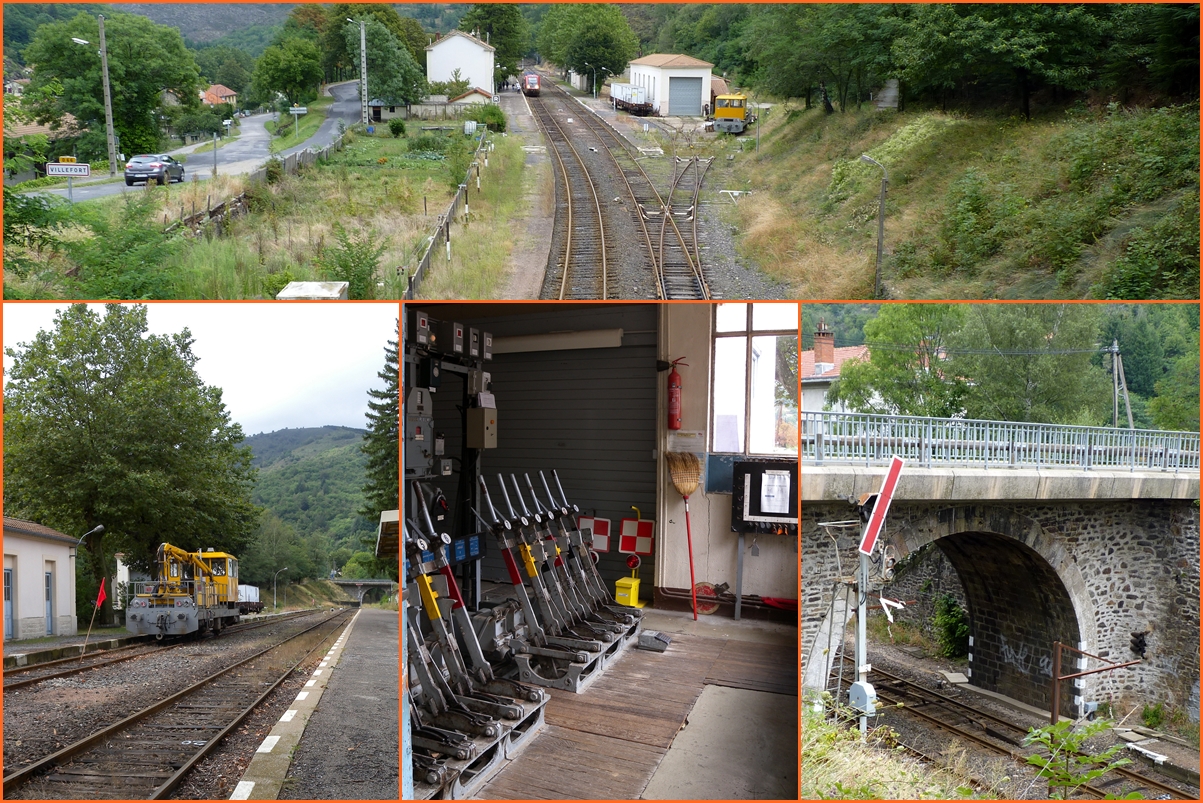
[666,452,702,619]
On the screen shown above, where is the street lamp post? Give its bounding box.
[273,567,289,611]
[860,154,888,298]
[585,63,598,99]
[72,18,118,177]
[349,19,368,126]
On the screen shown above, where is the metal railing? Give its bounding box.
[802,411,1200,472]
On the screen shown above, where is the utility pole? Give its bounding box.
[97,16,119,176]
[860,154,888,299]
[351,19,369,126]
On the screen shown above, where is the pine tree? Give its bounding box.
[359,326,400,522]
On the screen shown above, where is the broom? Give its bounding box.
[665,451,702,620]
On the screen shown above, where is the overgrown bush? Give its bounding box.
[388,118,406,138]
[316,224,386,299]
[1101,193,1199,299]
[933,593,969,658]
[63,194,180,298]
[463,103,506,132]
[264,157,285,184]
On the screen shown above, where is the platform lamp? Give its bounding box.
[273,567,289,611]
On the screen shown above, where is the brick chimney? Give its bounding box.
[813,319,834,373]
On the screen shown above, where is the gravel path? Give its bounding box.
[280,607,398,799]
[2,611,332,771]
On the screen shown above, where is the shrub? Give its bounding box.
[933,593,969,658]
[264,157,285,184]
[464,103,506,132]
[1101,194,1199,299]
[388,118,406,138]
[316,224,386,300]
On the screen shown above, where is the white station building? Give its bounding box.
[426,30,496,97]
[627,54,714,117]
[3,517,79,640]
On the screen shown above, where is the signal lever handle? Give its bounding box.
[498,474,524,524]
[540,471,568,516]
[478,476,501,525]
[510,474,535,519]
[525,473,548,515]
[552,469,579,514]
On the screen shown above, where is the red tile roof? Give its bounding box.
[801,344,869,380]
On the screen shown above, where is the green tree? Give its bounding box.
[343,17,427,106]
[359,329,400,522]
[950,304,1110,424]
[23,10,203,154]
[253,37,323,107]
[828,303,969,417]
[3,305,259,625]
[322,4,422,83]
[538,5,637,79]
[1148,330,1200,432]
[460,4,528,85]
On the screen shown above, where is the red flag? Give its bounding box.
[96,578,107,607]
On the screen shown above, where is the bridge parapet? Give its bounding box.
[803,412,1200,473]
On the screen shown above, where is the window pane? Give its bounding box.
[715,303,747,333]
[752,302,799,331]
[748,335,799,455]
[711,336,746,452]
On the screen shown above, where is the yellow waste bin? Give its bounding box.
[615,576,646,608]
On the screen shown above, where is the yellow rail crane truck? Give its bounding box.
[125,543,242,638]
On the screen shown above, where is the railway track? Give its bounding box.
[532,77,711,300]
[829,658,1196,799]
[3,610,314,692]
[528,94,608,299]
[659,156,713,299]
[3,609,354,800]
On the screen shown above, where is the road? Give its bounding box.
[38,82,363,203]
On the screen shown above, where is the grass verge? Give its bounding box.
[269,95,335,153]
[733,101,1198,299]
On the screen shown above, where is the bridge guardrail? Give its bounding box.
[802,411,1200,472]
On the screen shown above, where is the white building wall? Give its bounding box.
[4,536,77,640]
[627,64,712,117]
[427,35,494,96]
[653,304,798,600]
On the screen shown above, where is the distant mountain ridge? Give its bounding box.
[111,4,294,42]
[245,426,374,549]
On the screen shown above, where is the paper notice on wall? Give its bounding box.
[760,470,791,514]
[667,430,705,452]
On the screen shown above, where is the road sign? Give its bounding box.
[858,455,903,556]
[289,106,307,115]
[46,162,90,177]
[58,155,77,163]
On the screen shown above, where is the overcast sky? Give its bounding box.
[3,303,399,437]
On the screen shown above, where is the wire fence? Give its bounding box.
[802,411,1200,472]
[403,130,491,299]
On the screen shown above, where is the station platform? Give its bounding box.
[233,606,399,800]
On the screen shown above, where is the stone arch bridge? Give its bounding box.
[803,412,1200,718]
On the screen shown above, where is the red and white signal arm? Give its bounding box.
[859,456,903,557]
[618,518,655,556]
[577,515,611,552]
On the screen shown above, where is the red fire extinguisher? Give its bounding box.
[667,357,687,430]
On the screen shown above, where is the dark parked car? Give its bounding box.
[124,154,184,186]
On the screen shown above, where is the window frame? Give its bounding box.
[709,302,799,457]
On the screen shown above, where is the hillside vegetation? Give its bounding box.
[246,426,374,548]
[735,101,1198,300]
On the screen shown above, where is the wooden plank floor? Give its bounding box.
[475,632,727,799]
[704,639,798,696]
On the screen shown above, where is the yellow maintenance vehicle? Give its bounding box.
[712,94,756,134]
[125,543,242,638]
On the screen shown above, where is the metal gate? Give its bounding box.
[4,569,12,639]
[44,571,53,635]
[668,77,703,116]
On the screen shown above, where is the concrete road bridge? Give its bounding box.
[803,411,1200,719]
[331,578,397,604]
